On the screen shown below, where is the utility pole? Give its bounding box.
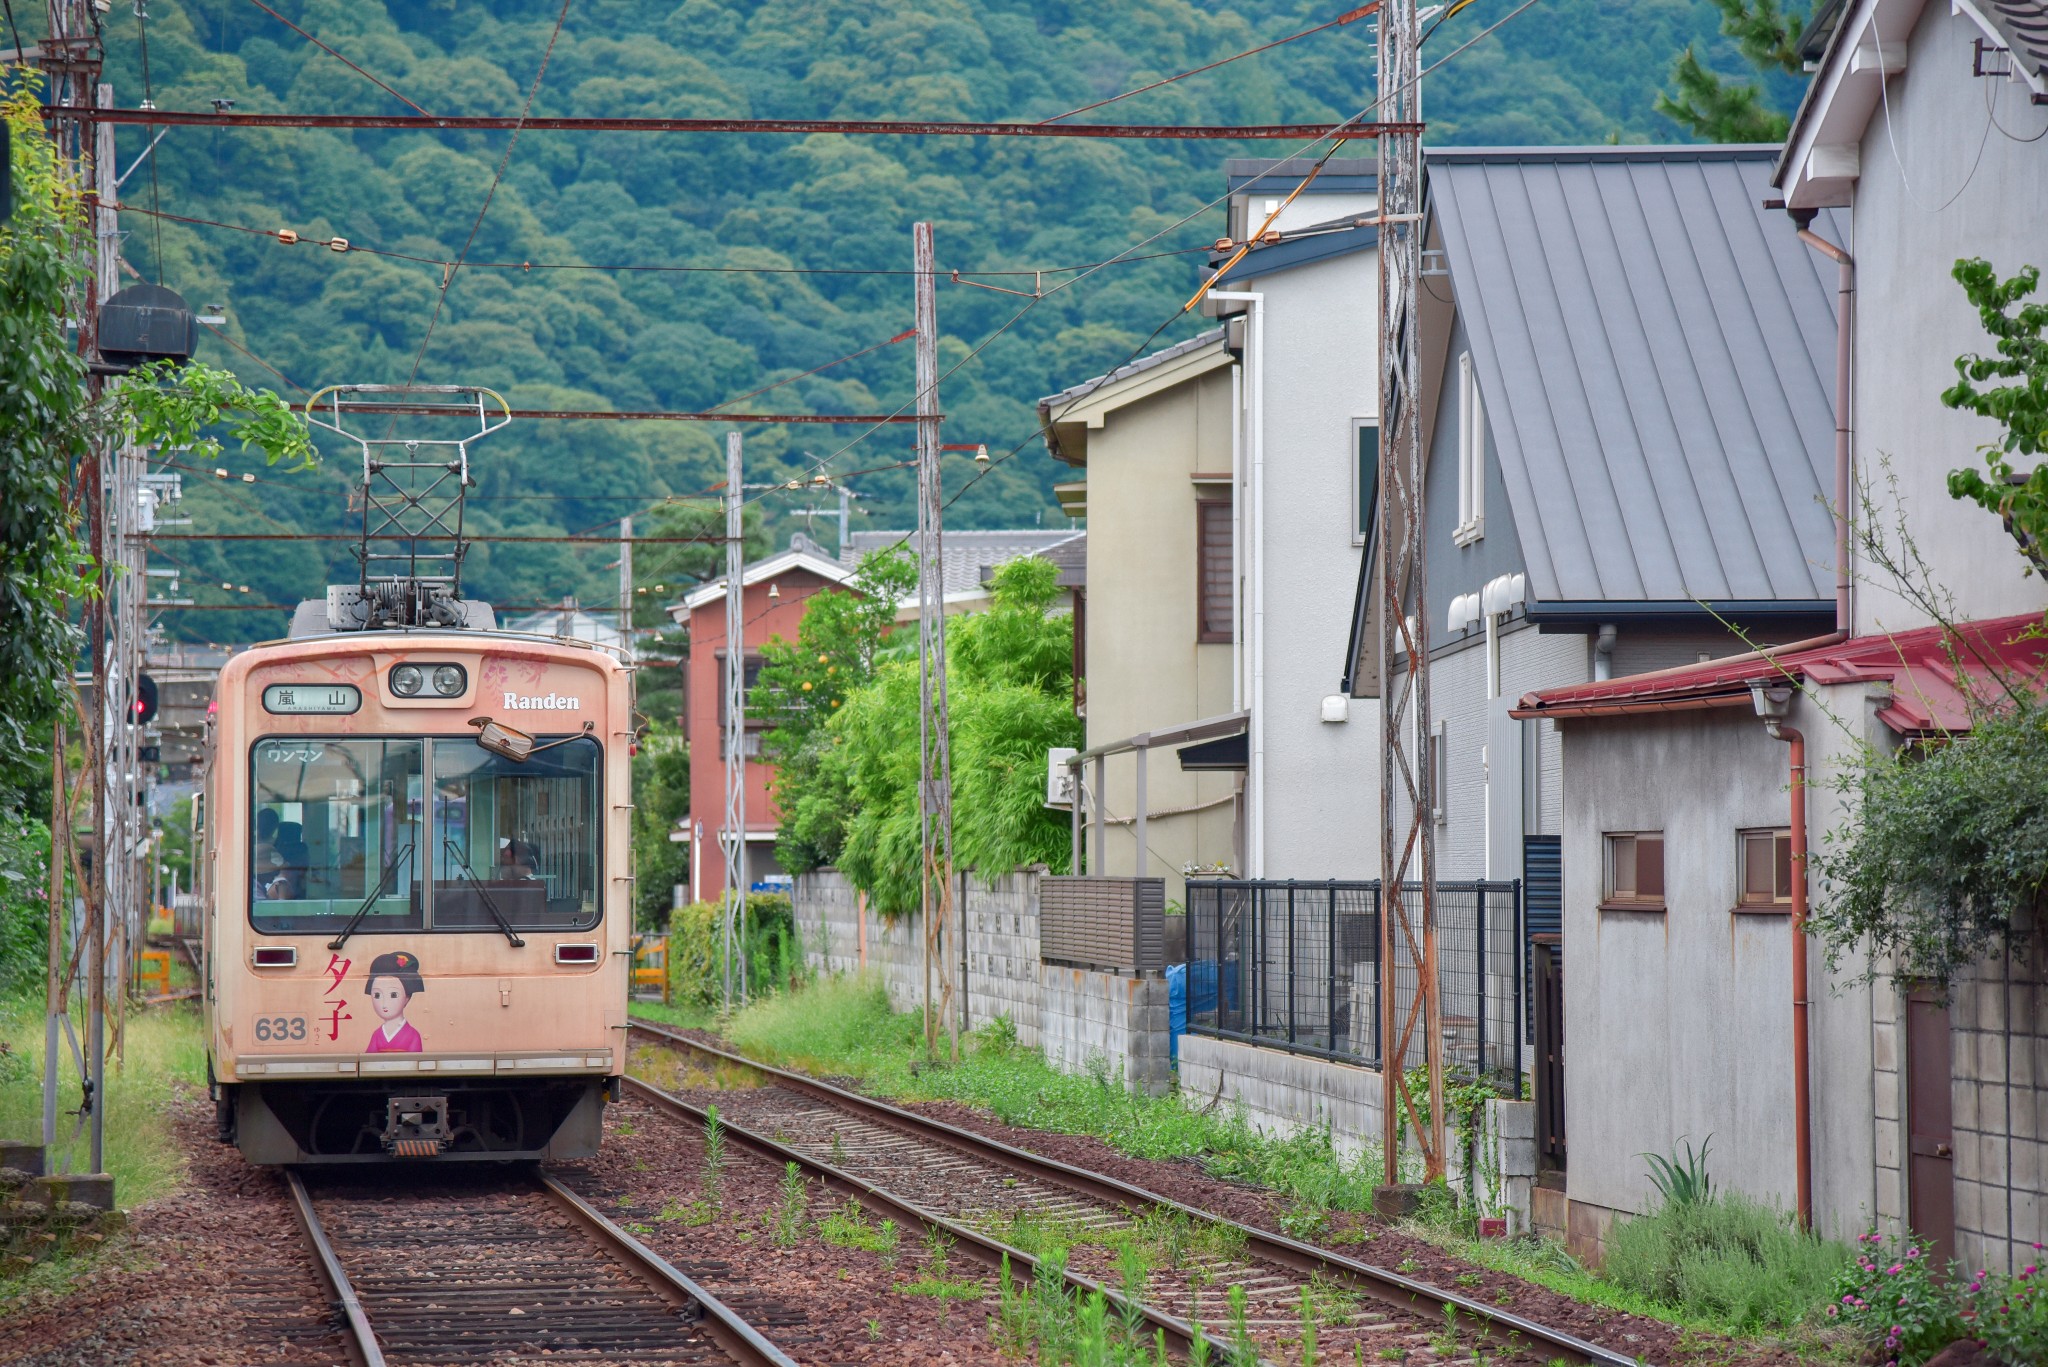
[1375,0,1445,1190]
[35,0,115,1174]
[911,222,957,1063]
[617,515,633,658]
[721,433,748,1010]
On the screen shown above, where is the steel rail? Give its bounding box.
[286,1166,798,1367]
[283,1170,385,1367]
[615,1072,1231,1363]
[56,107,1422,140]
[629,1019,1638,1367]
[535,1173,801,1367]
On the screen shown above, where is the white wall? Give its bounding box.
[1242,251,1384,880]
[1848,6,2048,632]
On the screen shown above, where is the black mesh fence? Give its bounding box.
[1185,878,1522,1092]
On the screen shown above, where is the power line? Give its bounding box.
[68,107,1422,140]
[112,201,1217,276]
[1040,3,1380,123]
[293,403,923,424]
[154,532,734,544]
[242,0,433,117]
[402,0,573,391]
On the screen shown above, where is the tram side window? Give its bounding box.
[432,736,601,931]
[250,739,424,932]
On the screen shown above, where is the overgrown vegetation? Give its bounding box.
[669,975,1383,1216]
[751,546,916,876]
[0,998,204,1228]
[1655,0,1808,143]
[1602,1191,1847,1331]
[1808,682,2048,993]
[1829,1227,2048,1367]
[665,892,803,1006]
[818,556,1083,916]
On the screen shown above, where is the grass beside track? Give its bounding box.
[638,977,1386,1228]
[0,993,202,1208]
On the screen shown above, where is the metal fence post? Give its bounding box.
[1285,880,1297,1045]
[1372,882,1384,1069]
[1513,878,1525,1100]
[1326,879,1338,1054]
[1476,883,1488,1083]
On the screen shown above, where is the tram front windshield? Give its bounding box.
[248,736,600,934]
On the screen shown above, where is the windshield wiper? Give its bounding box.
[327,844,415,951]
[441,839,526,948]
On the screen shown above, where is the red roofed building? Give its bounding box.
[1510,614,2048,1269]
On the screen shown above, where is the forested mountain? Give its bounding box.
[48,0,1795,640]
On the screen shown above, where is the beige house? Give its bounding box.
[1041,329,1240,903]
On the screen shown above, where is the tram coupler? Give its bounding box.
[383,1095,453,1157]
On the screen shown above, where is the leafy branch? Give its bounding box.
[1943,258,2048,576]
[1655,0,1807,143]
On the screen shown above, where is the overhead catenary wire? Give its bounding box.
[1040,3,1381,124]
[242,0,433,117]
[746,0,1547,515]
[401,0,572,391]
[110,201,1220,277]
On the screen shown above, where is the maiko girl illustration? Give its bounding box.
[362,950,426,1053]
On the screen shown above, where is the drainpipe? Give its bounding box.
[1211,291,1264,876]
[1592,623,1617,681]
[1791,210,1854,636]
[1752,682,1813,1231]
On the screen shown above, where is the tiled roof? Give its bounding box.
[1511,613,2048,734]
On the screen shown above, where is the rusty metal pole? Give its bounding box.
[911,221,956,1063]
[1375,0,1444,1192]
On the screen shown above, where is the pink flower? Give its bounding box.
[1843,1294,1856,1304]
[2026,1265,2038,1276]
[1888,1264,1903,1275]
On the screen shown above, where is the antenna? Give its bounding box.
[303,384,511,630]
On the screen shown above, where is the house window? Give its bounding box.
[716,653,767,732]
[1603,831,1664,909]
[1353,418,1380,544]
[1737,828,1794,909]
[1455,351,1486,546]
[1196,499,1233,644]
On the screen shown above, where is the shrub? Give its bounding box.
[1828,1228,1966,1366]
[1967,1251,2048,1367]
[1602,1193,1848,1330]
[666,892,801,1007]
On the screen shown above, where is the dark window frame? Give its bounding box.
[1601,830,1666,912]
[1196,497,1234,644]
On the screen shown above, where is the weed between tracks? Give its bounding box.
[638,977,1383,1223]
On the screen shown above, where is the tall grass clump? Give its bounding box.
[1602,1189,1849,1330]
[0,995,204,1210]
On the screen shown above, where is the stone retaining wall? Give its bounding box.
[1178,1032,1383,1160]
[1040,966,1172,1096]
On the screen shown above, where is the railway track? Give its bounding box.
[285,1166,798,1367]
[627,1019,1641,1367]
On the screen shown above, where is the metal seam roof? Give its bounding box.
[1430,148,1843,608]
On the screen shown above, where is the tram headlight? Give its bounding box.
[432,665,466,697]
[390,664,424,697]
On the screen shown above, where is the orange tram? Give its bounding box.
[202,596,632,1164]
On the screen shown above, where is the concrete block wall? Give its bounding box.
[1949,950,2048,1273]
[964,870,1041,1047]
[1040,966,1172,1096]
[1178,1032,1382,1160]
[791,870,924,1012]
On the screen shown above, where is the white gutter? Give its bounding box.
[1210,291,1264,877]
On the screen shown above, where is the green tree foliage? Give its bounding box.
[1943,258,2048,576]
[1,77,95,764]
[629,498,772,727]
[825,555,1081,916]
[753,545,917,875]
[1810,685,2048,994]
[1655,0,1808,142]
[0,1,1751,643]
[0,78,311,780]
[630,718,690,928]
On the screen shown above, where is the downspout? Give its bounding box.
[1791,210,1854,635]
[1211,291,1264,876]
[1753,683,1813,1230]
[1592,623,1616,681]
